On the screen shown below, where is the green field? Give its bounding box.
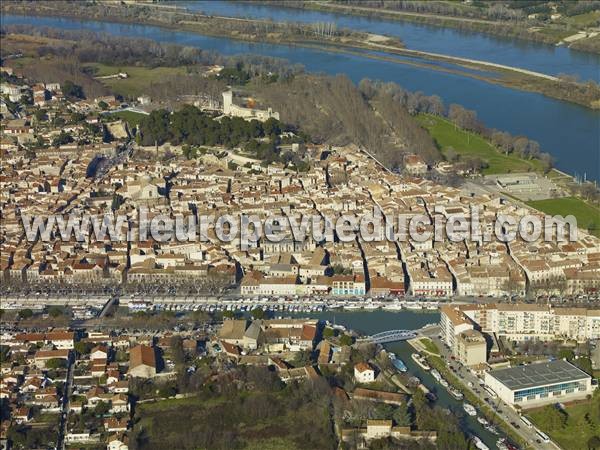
[534,26,573,42]
[526,197,600,237]
[417,114,543,175]
[133,387,335,449]
[419,338,439,355]
[527,399,600,450]
[84,63,187,98]
[107,110,147,127]
[565,10,600,27]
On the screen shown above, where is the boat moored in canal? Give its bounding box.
[388,352,408,372]
[463,402,477,416]
[411,352,431,371]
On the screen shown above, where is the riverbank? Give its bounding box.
[0,1,404,56]
[3,11,599,181]
[2,1,599,109]
[416,113,600,235]
[416,114,546,175]
[303,34,600,109]
[315,39,600,110]
[264,0,599,55]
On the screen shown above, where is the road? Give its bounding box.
[94,142,133,179]
[100,106,149,116]
[56,351,75,450]
[431,336,559,450]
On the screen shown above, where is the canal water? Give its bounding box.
[3,13,598,181]
[286,310,501,449]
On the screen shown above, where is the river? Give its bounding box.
[285,309,501,449]
[2,12,598,181]
[181,0,600,82]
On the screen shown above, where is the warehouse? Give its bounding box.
[484,360,593,408]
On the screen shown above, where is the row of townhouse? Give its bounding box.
[218,318,318,353]
[2,71,600,296]
[240,271,366,296]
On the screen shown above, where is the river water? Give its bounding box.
[182,0,600,82]
[2,12,598,181]
[282,310,500,448]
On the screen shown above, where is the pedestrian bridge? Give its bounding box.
[365,330,418,344]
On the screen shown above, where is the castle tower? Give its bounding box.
[222,90,233,115]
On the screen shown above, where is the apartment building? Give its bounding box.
[455,330,487,367]
[442,304,600,343]
[439,305,475,352]
[409,266,453,297]
[331,275,366,296]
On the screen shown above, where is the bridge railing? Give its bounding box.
[367,330,417,343]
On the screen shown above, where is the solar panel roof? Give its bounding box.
[488,360,590,391]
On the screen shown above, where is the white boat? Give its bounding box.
[409,376,421,385]
[472,436,489,450]
[486,425,499,435]
[463,402,477,416]
[440,378,449,388]
[405,302,423,310]
[496,438,508,450]
[477,416,489,426]
[411,353,431,371]
[448,386,464,400]
[384,303,403,311]
[344,304,361,310]
[430,369,441,382]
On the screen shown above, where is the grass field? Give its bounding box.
[565,10,600,27]
[107,110,147,127]
[417,114,543,175]
[244,438,304,450]
[133,388,335,449]
[419,337,439,355]
[527,399,600,450]
[534,26,573,42]
[526,197,600,237]
[84,63,187,98]
[136,395,220,413]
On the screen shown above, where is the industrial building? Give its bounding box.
[484,360,593,409]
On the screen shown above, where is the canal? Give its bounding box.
[287,310,501,449]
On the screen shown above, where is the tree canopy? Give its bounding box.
[138,105,284,149]
[62,80,84,99]
[18,309,33,320]
[45,358,67,370]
